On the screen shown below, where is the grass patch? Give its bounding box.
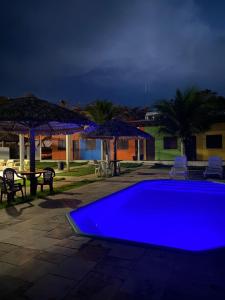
[56,166,95,177]
[0,179,96,209]
[15,176,65,187]
[151,163,171,169]
[36,161,88,169]
[120,162,143,168]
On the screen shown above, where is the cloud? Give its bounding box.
[0,0,225,103]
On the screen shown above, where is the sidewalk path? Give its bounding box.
[0,166,224,299]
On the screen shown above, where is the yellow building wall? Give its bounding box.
[196,123,225,160]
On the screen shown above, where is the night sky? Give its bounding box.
[1,0,225,106]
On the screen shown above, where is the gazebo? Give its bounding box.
[0,95,92,195]
[83,119,151,175]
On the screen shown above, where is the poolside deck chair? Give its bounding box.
[6,159,15,168]
[203,156,223,179]
[0,160,6,171]
[169,156,188,179]
[24,159,30,171]
[2,159,20,171]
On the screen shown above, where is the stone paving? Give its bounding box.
[0,166,225,299]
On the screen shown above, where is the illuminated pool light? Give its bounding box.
[67,180,225,251]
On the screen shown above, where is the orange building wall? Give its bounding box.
[109,139,136,160]
[51,138,66,160]
[41,133,80,160]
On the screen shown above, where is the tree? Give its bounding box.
[85,99,119,124]
[154,87,217,157]
[85,100,119,159]
[118,106,149,121]
[58,99,69,108]
[0,96,8,104]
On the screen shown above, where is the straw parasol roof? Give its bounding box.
[83,119,150,139]
[83,119,151,175]
[0,96,90,127]
[0,95,93,195]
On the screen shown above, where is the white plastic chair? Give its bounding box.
[0,160,6,171]
[93,160,101,176]
[169,156,188,179]
[24,159,30,170]
[203,156,223,179]
[100,161,113,177]
[6,159,15,168]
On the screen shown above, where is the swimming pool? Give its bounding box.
[67,180,225,251]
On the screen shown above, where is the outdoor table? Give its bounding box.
[110,160,122,176]
[19,170,47,194]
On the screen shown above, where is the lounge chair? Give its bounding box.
[24,159,30,171]
[0,160,6,171]
[6,159,15,168]
[203,156,223,179]
[169,156,188,179]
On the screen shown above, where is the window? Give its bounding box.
[206,135,222,149]
[163,137,178,149]
[85,140,96,150]
[58,140,66,151]
[117,139,129,150]
[41,147,52,160]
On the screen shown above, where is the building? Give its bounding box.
[1,117,225,162]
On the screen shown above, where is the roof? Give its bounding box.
[83,119,151,139]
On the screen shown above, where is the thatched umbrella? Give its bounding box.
[0,95,92,195]
[83,119,151,175]
[0,132,29,143]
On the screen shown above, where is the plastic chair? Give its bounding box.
[0,176,13,202]
[100,161,113,177]
[93,160,101,176]
[37,167,55,192]
[0,160,6,171]
[3,168,26,200]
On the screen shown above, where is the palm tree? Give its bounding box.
[85,100,119,159]
[154,88,216,157]
[85,100,119,124]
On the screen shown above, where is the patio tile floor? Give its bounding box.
[0,166,224,299]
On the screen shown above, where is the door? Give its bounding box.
[73,140,80,160]
[185,136,196,161]
[146,137,155,160]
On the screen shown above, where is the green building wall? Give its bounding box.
[144,126,181,160]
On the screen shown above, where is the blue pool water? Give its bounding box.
[68,180,225,251]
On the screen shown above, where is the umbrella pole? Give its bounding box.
[29,128,36,196]
[101,139,104,160]
[66,134,71,171]
[19,134,24,171]
[113,137,118,176]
